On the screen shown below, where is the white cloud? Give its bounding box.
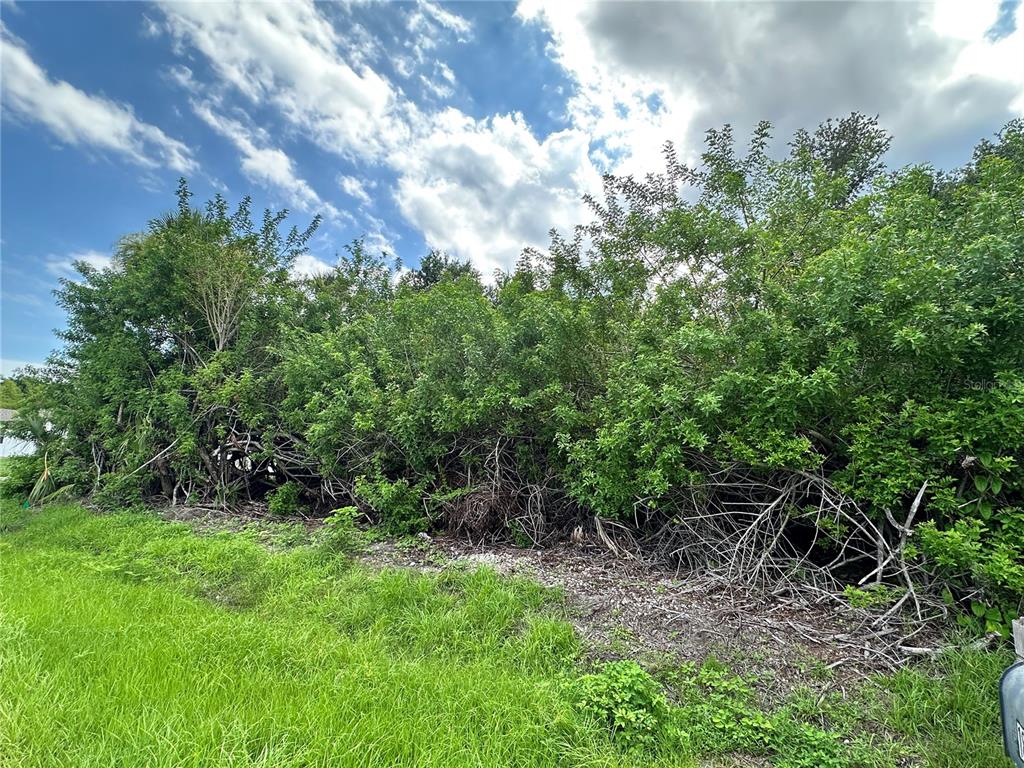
[416,0,472,41]
[156,0,1024,285]
[0,359,45,377]
[419,73,454,100]
[363,228,398,259]
[159,1,410,161]
[518,0,1024,169]
[405,0,473,66]
[0,24,195,172]
[290,253,334,279]
[158,0,598,276]
[934,0,1024,115]
[419,61,459,101]
[192,101,339,219]
[338,174,372,206]
[436,61,456,86]
[44,250,113,279]
[165,64,198,93]
[392,110,601,277]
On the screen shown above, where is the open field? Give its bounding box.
[0,504,1013,767]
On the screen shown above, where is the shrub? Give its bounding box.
[267,481,304,517]
[0,455,42,501]
[354,474,427,535]
[23,119,1024,614]
[92,473,144,512]
[674,662,775,754]
[572,660,669,751]
[315,506,363,553]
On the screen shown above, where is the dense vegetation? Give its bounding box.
[3,114,1022,627]
[0,504,1012,767]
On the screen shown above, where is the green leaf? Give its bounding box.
[973,475,989,493]
[970,601,986,618]
[989,477,1003,495]
[979,452,993,469]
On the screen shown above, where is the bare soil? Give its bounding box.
[362,533,912,700]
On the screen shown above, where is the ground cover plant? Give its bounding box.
[0,504,1012,767]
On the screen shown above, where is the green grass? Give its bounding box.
[0,504,1014,767]
[0,504,645,767]
[871,647,1015,768]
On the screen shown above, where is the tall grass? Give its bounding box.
[0,505,652,767]
[871,646,1015,768]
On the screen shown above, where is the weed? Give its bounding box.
[314,506,363,553]
[1,505,1013,768]
[573,659,672,751]
[267,481,305,517]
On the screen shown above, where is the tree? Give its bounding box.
[401,249,480,290]
[49,181,320,503]
[791,112,892,202]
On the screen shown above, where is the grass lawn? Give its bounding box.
[0,504,1013,767]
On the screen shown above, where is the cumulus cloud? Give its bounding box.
[157,0,600,275]
[290,252,334,279]
[0,24,195,172]
[154,0,1024,280]
[392,110,600,276]
[518,0,1024,168]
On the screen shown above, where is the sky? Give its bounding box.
[2,0,1023,374]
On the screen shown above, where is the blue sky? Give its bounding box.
[2,0,1023,373]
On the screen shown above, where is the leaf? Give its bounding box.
[978,500,993,520]
[979,452,993,469]
[970,601,986,618]
[941,588,954,606]
[989,477,1002,495]
[973,475,989,493]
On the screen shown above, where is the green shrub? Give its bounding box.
[92,473,144,512]
[23,120,1024,611]
[843,584,903,610]
[0,455,42,500]
[672,662,859,767]
[354,474,427,535]
[315,506,363,553]
[267,481,304,517]
[674,662,774,754]
[572,660,670,751]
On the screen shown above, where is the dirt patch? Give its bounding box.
[360,533,924,702]
[157,501,321,538]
